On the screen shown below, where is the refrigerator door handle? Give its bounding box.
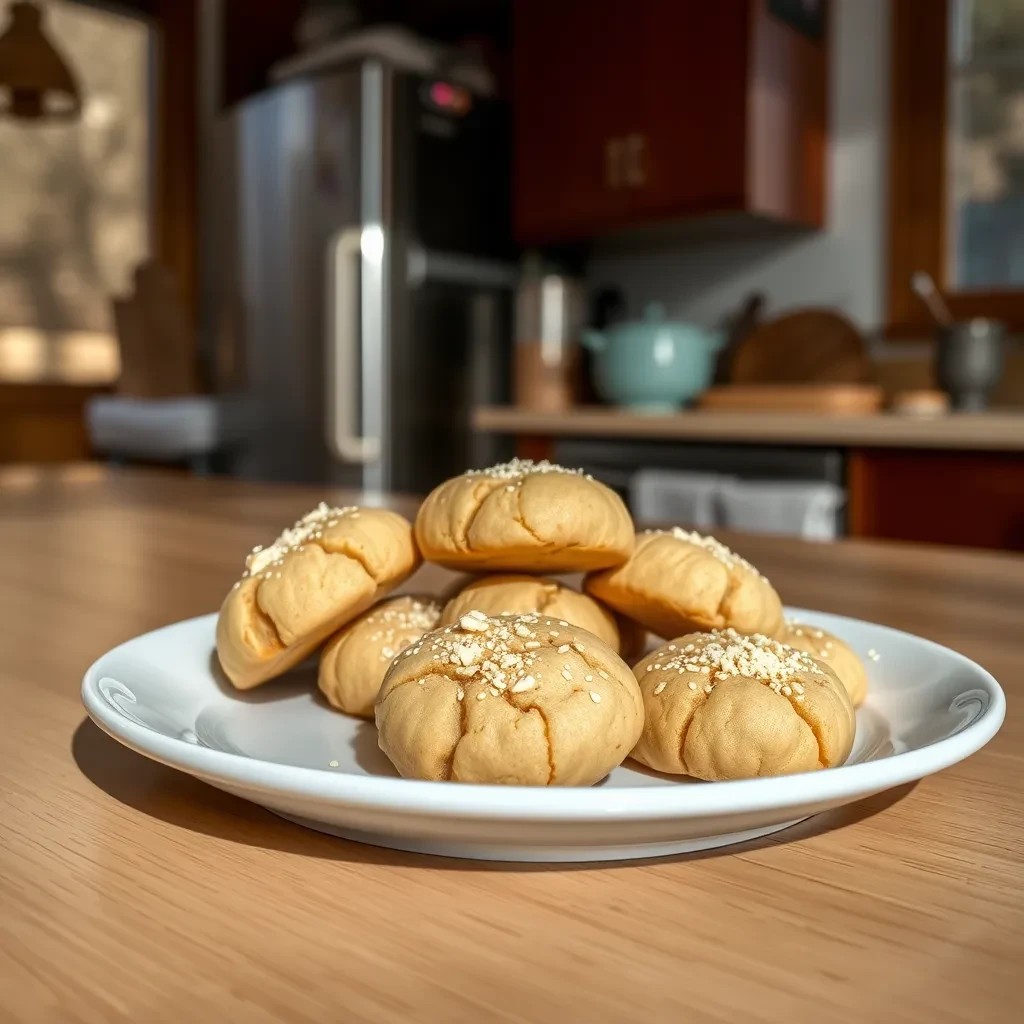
[326,227,381,464]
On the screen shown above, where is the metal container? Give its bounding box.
[935,319,1006,411]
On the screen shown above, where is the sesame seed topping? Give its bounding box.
[511,675,536,693]
[465,458,592,481]
[584,674,593,682]
[476,691,487,700]
[646,527,764,579]
[654,681,667,695]
[244,501,358,575]
[589,691,602,703]
[456,688,465,701]
[687,680,698,690]
[868,648,880,661]
[557,644,570,654]
[561,668,572,680]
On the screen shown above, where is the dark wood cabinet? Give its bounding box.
[513,0,827,244]
[848,450,1024,552]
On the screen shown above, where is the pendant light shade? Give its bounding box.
[0,1,81,121]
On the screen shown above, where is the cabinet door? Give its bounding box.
[513,1,639,243]
[848,450,1024,551]
[622,3,749,221]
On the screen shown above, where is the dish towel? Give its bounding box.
[630,469,724,529]
[717,479,845,540]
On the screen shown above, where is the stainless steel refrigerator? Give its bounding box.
[206,59,515,493]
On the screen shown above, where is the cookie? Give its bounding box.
[375,610,643,786]
[585,528,783,639]
[630,630,855,781]
[216,503,419,689]
[780,621,868,706]
[318,595,442,718]
[414,459,634,573]
[441,574,620,652]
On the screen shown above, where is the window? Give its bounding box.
[889,0,1024,333]
[948,0,1024,290]
[0,1,152,383]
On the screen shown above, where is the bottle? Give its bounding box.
[513,252,584,413]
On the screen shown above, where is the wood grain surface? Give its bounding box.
[2,466,1023,1023]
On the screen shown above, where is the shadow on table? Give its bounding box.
[72,717,916,873]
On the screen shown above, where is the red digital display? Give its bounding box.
[428,81,471,115]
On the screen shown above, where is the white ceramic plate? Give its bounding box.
[81,609,1005,863]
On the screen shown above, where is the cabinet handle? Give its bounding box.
[625,134,646,188]
[605,137,624,190]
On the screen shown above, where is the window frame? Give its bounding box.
[888,0,1024,335]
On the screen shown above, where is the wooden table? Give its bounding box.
[2,466,1022,1023]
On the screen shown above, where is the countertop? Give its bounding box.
[474,405,1024,450]
[3,465,1023,1022]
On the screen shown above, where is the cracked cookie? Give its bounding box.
[319,595,442,718]
[216,503,420,689]
[440,575,620,653]
[630,630,855,780]
[584,528,783,639]
[414,459,634,573]
[779,621,868,707]
[375,610,643,786]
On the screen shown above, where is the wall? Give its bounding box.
[586,0,890,333]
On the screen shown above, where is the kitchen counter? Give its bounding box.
[474,405,1024,450]
[4,466,1024,1021]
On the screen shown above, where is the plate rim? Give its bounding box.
[81,609,1006,822]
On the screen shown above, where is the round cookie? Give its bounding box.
[780,621,868,707]
[585,528,783,639]
[319,595,442,718]
[375,610,643,786]
[414,459,634,573]
[630,630,855,781]
[216,503,420,689]
[441,574,620,652]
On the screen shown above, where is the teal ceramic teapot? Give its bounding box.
[581,303,725,412]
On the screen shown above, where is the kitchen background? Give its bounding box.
[1,0,1023,550]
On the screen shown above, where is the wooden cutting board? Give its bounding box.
[697,384,883,414]
[727,309,873,384]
